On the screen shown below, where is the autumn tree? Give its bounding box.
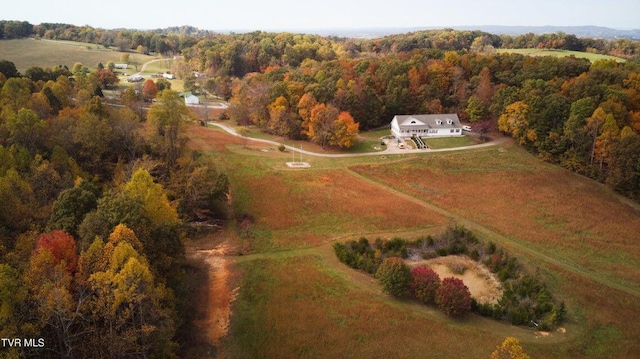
[409,266,441,304]
[498,101,536,145]
[147,90,190,168]
[268,95,295,137]
[0,264,28,348]
[94,68,119,89]
[490,337,531,359]
[25,231,82,357]
[607,128,640,198]
[87,240,177,358]
[123,169,179,229]
[304,103,340,147]
[330,111,359,148]
[1,77,33,114]
[4,108,47,154]
[142,79,158,101]
[376,257,411,297]
[435,277,472,316]
[34,230,78,273]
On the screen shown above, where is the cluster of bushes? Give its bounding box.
[474,275,566,330]
[332,237,407,274]
[375,257,472,317]
[334,225,566,329]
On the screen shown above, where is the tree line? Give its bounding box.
[0,58,228,357]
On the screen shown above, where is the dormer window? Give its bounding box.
[447,119,453,125]
[436,119,442,125]
[411,120,416,124]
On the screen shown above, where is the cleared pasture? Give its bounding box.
[185,123,640,358]
[499,48,626,62]
[0,38,155,72]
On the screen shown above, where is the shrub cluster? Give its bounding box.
[435,277,473,316]
[333,236,408,275]
[375,259,472,316]
[409,266,441,304]
[375,257,411,297]
[474,275,566,330]
[333,237,380,274]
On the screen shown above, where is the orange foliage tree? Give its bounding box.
[34,230,78,273]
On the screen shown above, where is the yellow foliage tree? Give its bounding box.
[490,337,531,359]
[330,111,359,148]
[498,101,530,145]
[123,169,179,228]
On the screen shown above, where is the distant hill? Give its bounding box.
[301,25,640,40]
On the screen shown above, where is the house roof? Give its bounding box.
[394,114,461,129]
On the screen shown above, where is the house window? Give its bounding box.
[450,129,455,133]
[456,129,460,133]
[411,120,416,124]
[429,129,437,134]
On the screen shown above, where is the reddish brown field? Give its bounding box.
[226,255,507,359]
[351,145,640,288]
[237,169,448,250]
[186,123,247,153]
[185,125,640,358]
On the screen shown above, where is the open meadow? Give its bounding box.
[498,48,626,62]
[0,38,156,72]
[186,123,640,358]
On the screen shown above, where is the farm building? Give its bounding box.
[391,114,463,138]
[184,93,200,105]
[115,63,128,69]
[163,73,176,79]
[127,75,143,82]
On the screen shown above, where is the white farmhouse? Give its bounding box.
[391,114,463,138]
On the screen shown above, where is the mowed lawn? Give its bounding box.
[0,39,155,72]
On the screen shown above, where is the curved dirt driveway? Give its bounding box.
[207,121,510,158]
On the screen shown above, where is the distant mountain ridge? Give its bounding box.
[301,25,640,40]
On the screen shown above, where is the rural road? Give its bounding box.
[207,121,510,158]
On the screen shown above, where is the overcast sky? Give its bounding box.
[3,0,639,31]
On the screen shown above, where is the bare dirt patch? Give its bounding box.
[188,244,235,344]
[408,255,503,304]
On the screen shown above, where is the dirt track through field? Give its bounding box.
[185,241,236,353]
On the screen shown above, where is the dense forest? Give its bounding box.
[0,56,229,357]
[2,19,640,356]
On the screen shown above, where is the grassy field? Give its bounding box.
[186,121,640,358]
[499,48,626,63]
[0,39,156,72]
[424,135,477,149]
